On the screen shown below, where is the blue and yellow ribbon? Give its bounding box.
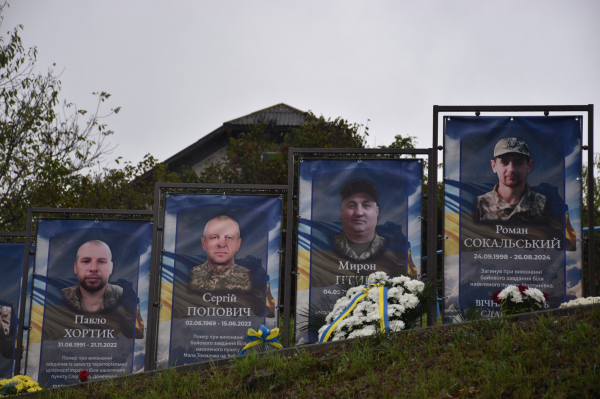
[319,281,389,343]
[238,325,283,355]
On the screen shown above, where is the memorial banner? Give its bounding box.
[0,243,26,378]
[25,219,152,387]
[443,116,583,322]
[155,194,282,367]
[295,159,423,344]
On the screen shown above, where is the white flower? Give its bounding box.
[346,286,364,298]
[319,271,426,342]
[387,287,401,299]
[498,285,523,303]
[559,296,600,308]
[524,288,545,303]
[367,272,389,284]
[390,276,411,285]
[509,294,523,303]
[388,304,406,317]
[365,310,381,322]
[404,280,425,293]
[389,320,405,332]
[367,287,380,302]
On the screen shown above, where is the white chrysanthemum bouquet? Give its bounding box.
[491,285,548,316]
[318,272,429,342]
[559,296,600,309]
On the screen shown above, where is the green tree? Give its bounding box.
[199,112,369,185]
[0,3,122,230]
[582,153,600,296]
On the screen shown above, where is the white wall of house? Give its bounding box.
[192,146,228,175]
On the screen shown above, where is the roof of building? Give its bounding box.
[158,103,306,172]
[225,103,307,126]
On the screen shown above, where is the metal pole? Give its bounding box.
[144,183,163,371]
[14,207,33,375]
[588,104,596,296]
[428,107,439,326]
[282,149,296,347]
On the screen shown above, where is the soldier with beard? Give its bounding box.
[475,137,547,223]
[61,240,144,338]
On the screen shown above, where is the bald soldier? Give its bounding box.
[62,240,124,313]
[476,138,547,223]
[61,240,144,338]
[190,215,275,317]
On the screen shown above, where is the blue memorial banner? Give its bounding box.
[295,159,423,344]
[25,219,152,387]
[0,243,26,378]
[156,194,282,367]
[443,116,583,322]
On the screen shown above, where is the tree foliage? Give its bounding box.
[0,4,123,229]
[198,112,369,185]
[582,152,600,295]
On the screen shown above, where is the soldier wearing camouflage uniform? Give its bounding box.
[475,137,547,223]
[189,215,274,317]
[59,240,144,339]
[0,304,12,360]
[329,180,416,275]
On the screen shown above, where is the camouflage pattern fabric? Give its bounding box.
[330,233,387,262]
[475,184,547,223]
[0,306,9,336]
[189,262,275,317]
[59,283,144,339]
[62,283,124,312]
[0,307,11,360]
[190,262,252,292]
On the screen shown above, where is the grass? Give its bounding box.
[36,306,600,398]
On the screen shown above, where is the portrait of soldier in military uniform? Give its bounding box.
[475,137,548,224]
[329,180,417,275]
[0,304,13,360]
[59,239,144,339]
[189,215,275,317]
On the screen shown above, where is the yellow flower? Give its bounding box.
[27,387,42,392]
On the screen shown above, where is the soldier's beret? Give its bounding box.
[340,180,379,202]
[494,137,531,158]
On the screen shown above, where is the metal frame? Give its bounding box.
[0,231,31,377]
[433,104,596,312]
[0,231,27,239]
[14,207,154,375]
[283,148,438,347]
[145,183,288,371]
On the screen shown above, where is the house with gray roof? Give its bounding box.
[161,103,306,175]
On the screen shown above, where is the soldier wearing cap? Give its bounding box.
[189,215,275,317]
[475,137,547,223]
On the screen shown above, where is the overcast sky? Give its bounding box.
[6,1,600,167]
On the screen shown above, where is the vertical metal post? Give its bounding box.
[588,104,596,296]
[427,107,439,326]
[144,183,163,371]
[282,149,296,347]
[14,207,33,375]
